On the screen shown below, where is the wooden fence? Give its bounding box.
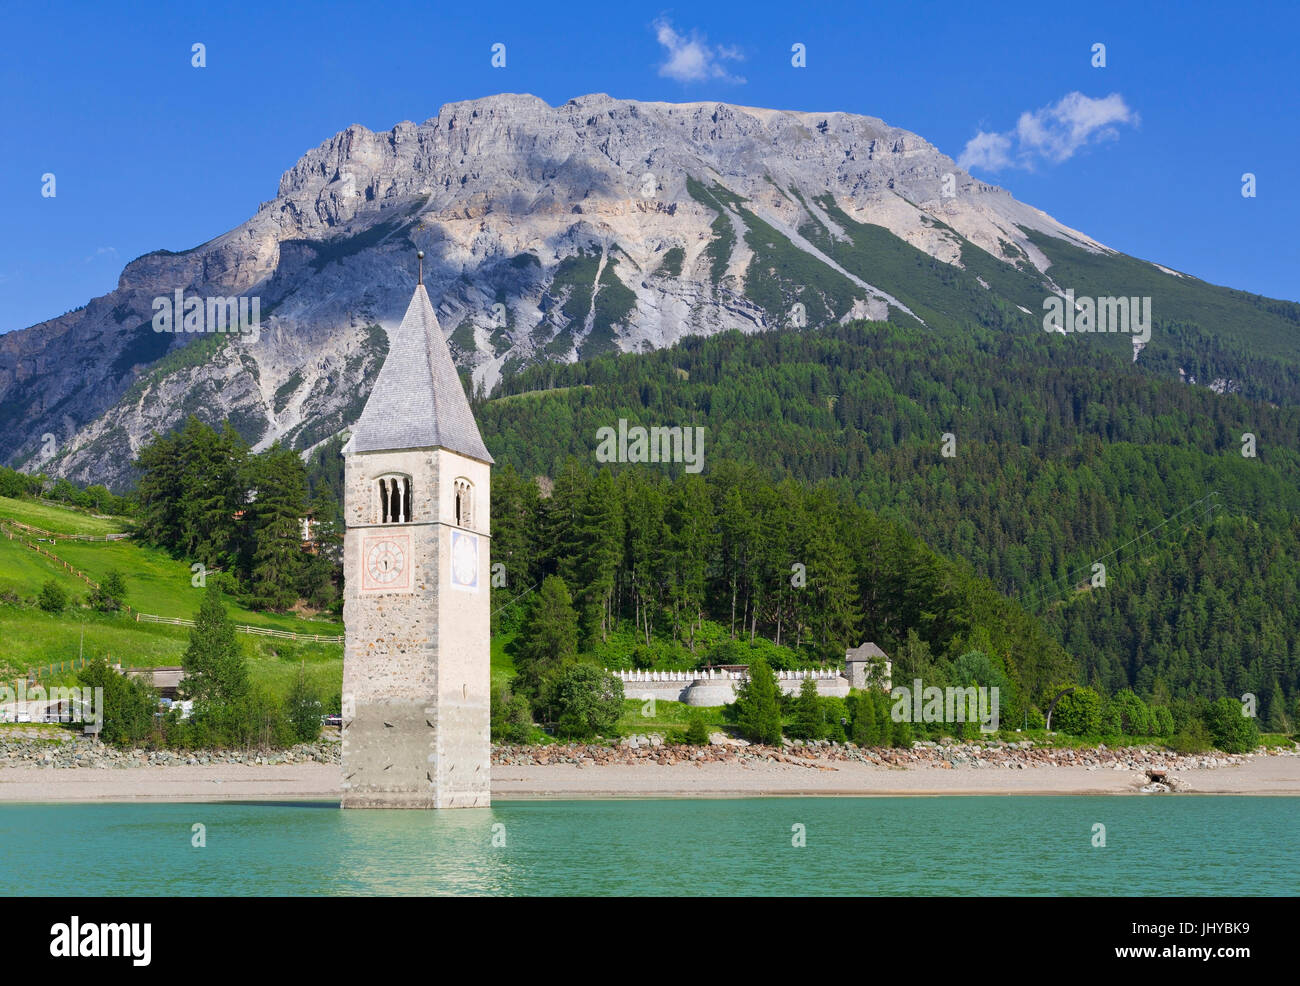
[23,656,94,681]
[2,524,136,616]
[3,521,339,643]
[134,612,342,643]
[0,518,130,541]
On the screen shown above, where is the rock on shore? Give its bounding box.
[493,736,1293,773]
[3,729,1293,774]
[0,730,341,769]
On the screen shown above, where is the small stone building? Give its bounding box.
[844,642,891,691]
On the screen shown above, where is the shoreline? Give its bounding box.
[1,749,1297,803]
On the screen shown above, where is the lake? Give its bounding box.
[2,796,1295,896]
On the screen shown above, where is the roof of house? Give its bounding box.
[846,642,889,660]
[347,283,493,463]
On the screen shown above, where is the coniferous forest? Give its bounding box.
[470,314,1299,730]
[76,306,1300,739]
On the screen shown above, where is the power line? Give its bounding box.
[1017,491,1226,612]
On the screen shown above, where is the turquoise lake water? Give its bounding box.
[1,797,1295,896]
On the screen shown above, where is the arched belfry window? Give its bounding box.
[377,474,412,524]
[454,478,473,528]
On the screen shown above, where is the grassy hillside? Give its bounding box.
[0,497,342,687]
[0,496,125,535]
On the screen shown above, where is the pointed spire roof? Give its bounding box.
[349,283,493,463]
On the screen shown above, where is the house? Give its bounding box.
[120,665,184,700]
[844,642,892,691]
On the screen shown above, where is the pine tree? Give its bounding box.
[1264,680,1290,733]
[789,676,824,740]
[298,487,341,610]
[491,463,542,602]
[734,657,783,746]
[623,475,666,646]
[717,483,757,639]
[545,457,591,580]
[182,584,249,706]
[514,575,579,699]
[135,429,187,548]
[661,474,717,651]
[569,469,623,645]
[852,691,880,746]
[892,715,914,749]
[179,419,247,568]
[244,443,308,612]
[684,714,711,746]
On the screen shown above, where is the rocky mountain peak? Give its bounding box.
[3,93,1107,489]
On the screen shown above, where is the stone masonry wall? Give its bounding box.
[341,447,492,808]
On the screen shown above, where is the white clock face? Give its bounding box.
[366,540,406,584]
[451,531,478,590]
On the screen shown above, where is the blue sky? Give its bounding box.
[2,0,1296,332]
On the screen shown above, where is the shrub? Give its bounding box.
[77,659,157,746]
[37,580,67,613]
[891,716,913,748]
[684,715,711,746]
[1112,690,1151,735]
[1167,720,1212,754]
[491,685,535,744]
[1152,706,1175,737]
[287,664,322,742]
[1099,702,1122,740]
[1207,696,1260,754]
[821,696,849,742]
[1053,687,1102,735]
[89,569,127,612]
[547,664,623,739]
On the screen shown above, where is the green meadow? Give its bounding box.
[0,496,125,535]
[0,497,342,696]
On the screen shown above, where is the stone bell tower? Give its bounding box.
[340,257,492,809]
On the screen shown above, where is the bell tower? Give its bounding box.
[340,257,492,809]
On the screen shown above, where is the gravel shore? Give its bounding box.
[0,731,1296,802]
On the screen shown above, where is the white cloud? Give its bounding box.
[653,18,745,84]
[956,131,1013,172]
[958,92,1137,172]
[83,246,118,264]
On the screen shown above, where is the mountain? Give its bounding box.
[4,92,1299,490]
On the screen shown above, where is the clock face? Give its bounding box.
[367,541,405,583]
[361,533,411,592]
[450,530,479,591]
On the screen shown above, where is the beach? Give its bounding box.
[0,744,1296,802]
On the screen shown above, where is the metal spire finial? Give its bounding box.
[417,250,424,286]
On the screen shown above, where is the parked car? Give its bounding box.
[321,714,342,728]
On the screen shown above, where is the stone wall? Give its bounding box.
[342,447,491,809]
[609,669,850,706]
